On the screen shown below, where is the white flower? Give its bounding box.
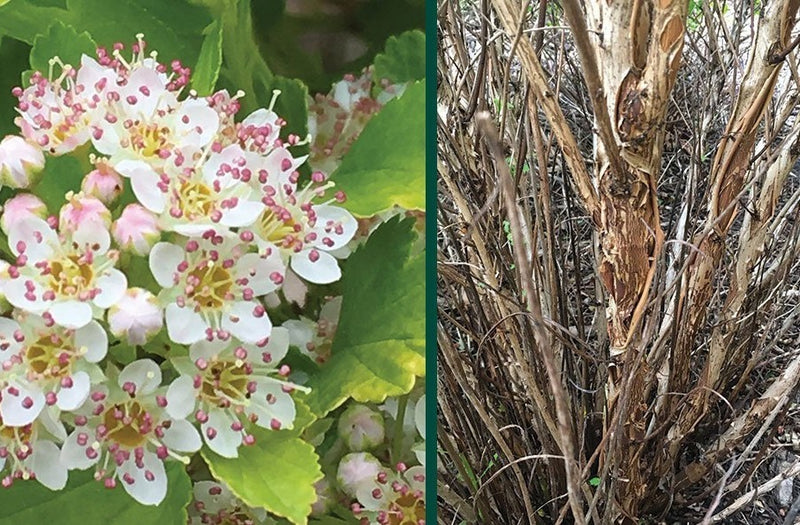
[308,69,382,174]
[252,175,357,284]
[107,288,163,345]
[283,296,341,364]
[118,144,264,235]
[4,215,126,329]
[351,463,425,525]
[0,312,107,426]
[0,408,67,490]
[149,231,284,344]
[87,39,219,168]
[13,61,110,155]
[60,359,201,505]
[165,327,305,457]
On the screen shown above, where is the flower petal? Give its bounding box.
[48,300,93,329]
[250,379,295,430]
[165,374,196,420]
[174,98,219,148]
[75,320,108,362]
[160,418,201,453]
[264,326,290,364]
[220,200,264,228]
[222,301,271,344]
[131,168,167,213]
[0,317,23,359]
[8,216,56,261]
[118,450,167,506]
[312,205,357,251]
[73,219,111,255]
[235,252,284,296]
[291,249,341,284]
[4,277,47,313]
[118,359,162,395]
[189,338,227,362]
[93,268,127,309]
[201,409,241,458]
[0,382,44,426]
[30,440,68,490]
[56,370,91,411]
[149,242,184,288]
[165,303,208,345]
[60,429,99,470]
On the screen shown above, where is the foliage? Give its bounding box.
[0,1,425,524]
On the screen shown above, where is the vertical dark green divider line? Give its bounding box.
[425,0,437,521]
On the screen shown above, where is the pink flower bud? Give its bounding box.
[0,193,47,235]
[112,204,160,256]
[0,135,44,189]
[81,161,123,206]
[59,194,111,233]
[108,288,163,345]
[337,404,385,452]
[336,452,382,497]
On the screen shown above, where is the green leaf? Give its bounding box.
[305,217,424,417]
[0,0,211,66]
[0,37,31,136]
[332,80,424,217]
[0,462,191,524]
[373,30,425,84]
[203,412,323,525]
[66,0,210,66]
[108,340,137,365]
[31,153,85,212]
[191,19,223,96]
[0,1,67,43]
[29,21,96,73]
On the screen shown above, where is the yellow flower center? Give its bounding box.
[178,179,215,218]
[130,122,170,159]
[200,361,248,406]
[49,255,94,296]
[26,334,70,378]
[103,401,149,448]
[188,263,232,311]
[257,208,298,245]
[389,492,425,525]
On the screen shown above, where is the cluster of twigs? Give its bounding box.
[437,1,800,523]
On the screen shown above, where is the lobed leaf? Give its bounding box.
[305,216,424,417]
[29,21,96,73]
[203,402,322,525]
[331,80,424,216]
[373,30,425,84]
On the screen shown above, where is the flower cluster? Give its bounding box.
[0,35,357,505]
[307,67,403,175]
[319,393,426,525]
[188,479,270,525]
